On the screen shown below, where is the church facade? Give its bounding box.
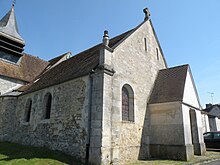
[0,6,206,165]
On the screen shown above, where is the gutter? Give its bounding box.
[182,101,201,111]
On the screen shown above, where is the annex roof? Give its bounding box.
[149,64,189,104]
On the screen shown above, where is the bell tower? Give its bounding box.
[0,5,25,63]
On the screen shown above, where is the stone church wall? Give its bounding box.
[0,76,90,162]
[108,20,167,164]
[0,75,25,95]
[0,96,18,141]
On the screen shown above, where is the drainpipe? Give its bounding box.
[86,70,94,164]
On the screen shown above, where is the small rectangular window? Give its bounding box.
[144,38,148,51]
[25,99,32,122]
[156,48,159,60]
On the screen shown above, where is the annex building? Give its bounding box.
[0,5,207,165]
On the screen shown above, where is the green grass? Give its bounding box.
[0,142,81,165]
[2,142,220,165]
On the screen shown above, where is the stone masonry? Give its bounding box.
[0,76,90,162]
[88,19,167,164]
[0,6,207,165]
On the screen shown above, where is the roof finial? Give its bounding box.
[12,0,16,7]
[102,30,109,47]
[143,8,150,21]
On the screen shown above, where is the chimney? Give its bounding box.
[102,30,109,46]
[206,103,212,108]
[143,8,150,21]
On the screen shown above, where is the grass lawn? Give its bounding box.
[2,142,220,165]
[0,142,81,165]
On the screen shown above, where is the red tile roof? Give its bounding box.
[19,29,133,94]
[0,53,48,82]
[48,52,71,66]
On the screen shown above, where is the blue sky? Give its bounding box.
[1,0,220,107]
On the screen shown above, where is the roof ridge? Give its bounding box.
[109,28,135,49]
[41,27,133,65]
[48,52,71,62]
[70,43,101,60]
[160,64,189,71]
[22,53,48,63]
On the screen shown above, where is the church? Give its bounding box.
[0,5,207,165]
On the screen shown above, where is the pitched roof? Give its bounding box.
[48,52,71,66]
[21,45,100,93]
[0,6,24,44]
[0,53,48,82]
[108,29,134,48]
[20,29,134,94]
[36,52,71,79]
[203,104,220,113]
[149,65,189,104]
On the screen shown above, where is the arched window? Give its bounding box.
[122,84,134,122]
[25,99,32,122]
[44,93,52,119]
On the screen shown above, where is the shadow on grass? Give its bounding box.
[0,142,81,165]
